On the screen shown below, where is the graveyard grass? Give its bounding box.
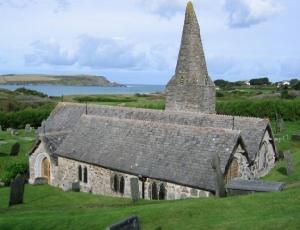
[0,121,299,229]
[0,130,36,183]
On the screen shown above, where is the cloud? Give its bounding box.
[24,35,172,70]
[25,39,76,66]
[0,0,36,8]
[54,0,71,13]
[224,0,283,28]
[135,0,187,18]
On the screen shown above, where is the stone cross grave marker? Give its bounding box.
[284,151,294,176]
[9,174,25,206]
[211,154,226,197]
[107,216,140,230]
[130,178,140,203]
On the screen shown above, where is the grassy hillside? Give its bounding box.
[0,74,124,87]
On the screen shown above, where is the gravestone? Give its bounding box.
[9,174,25,206]
[278,118,285,133]
[291,134,300,142]
[33,177,48,185]
[0,125,2,132]
[211,154,226,197]
[284,151,294,176]
[10,129,18,136]
[72,182,80,192]
[25,124,32,133]
[10,142,20,156]
[130,178,140,203]
[107,216,140,230]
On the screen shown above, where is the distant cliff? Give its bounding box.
[0,74,125,87]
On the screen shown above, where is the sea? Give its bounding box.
[0,84,165,96]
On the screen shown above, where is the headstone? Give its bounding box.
[9,174,25,206]
[25,124,32,133]
[130,178,140,203]
[279,118,285,133]
[10,129,18,136]
[211,154,226,197]
[33,177,48,185]
[0,125,2,132]
[291,134,300,142]
[107,216,140,230]
[284,151,294,176]
[62,182,72,192]
[7,128,12,132]
[10,142,20,156]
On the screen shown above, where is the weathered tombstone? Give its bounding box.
[9,174,25,206]
[10,129,18,136]
[10,142,20,156]
[130,178,140,203]
[279,118,285,133]
[25,124,32,133]
[291,134,300,142]
[284,151,294,176]
[33,177,48,185]
[211,154,226,197]
[0,125,2,132]
[107,216,140,230]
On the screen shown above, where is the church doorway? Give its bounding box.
[41,157,51,183]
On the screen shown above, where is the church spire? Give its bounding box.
[165,1,215,113]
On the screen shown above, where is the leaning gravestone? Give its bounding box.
[211,154,226,197]
[107,216,140,230]
[284,151,294,176]
[130,178,140,203]
[10,142,20,156]
[9,174,25,206]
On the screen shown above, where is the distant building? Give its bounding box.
[29,2,277,200]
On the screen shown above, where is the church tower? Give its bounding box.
[165,2,215,113]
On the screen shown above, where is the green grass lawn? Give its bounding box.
[0,130,35,184]
[0,185,300,229]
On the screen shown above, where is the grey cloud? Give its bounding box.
[24,35,171,70]
[224,0,282,28]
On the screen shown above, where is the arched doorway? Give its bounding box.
[41,157,50,183]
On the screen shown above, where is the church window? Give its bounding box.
[151,182,158,200]
[78,165,82,182]
[225,158,239,183]
[159,184,166,200]
[120,176,125,194]
[113,175,119,192]
[83,167,88,183]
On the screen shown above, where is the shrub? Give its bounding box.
[1,163,28,186]
[15,87,48,97]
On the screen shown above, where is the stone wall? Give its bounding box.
[252,131,276,178]
[57,157,212,200]
[29,142,59,186]
[165,85,216,113]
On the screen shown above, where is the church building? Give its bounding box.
[29,2,277,200]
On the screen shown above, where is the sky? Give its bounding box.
[0,0,299,84]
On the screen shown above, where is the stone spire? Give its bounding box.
[165,1,215,113]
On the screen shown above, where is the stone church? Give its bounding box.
[29,2,276,200]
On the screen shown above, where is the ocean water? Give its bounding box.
[0,84,165,96]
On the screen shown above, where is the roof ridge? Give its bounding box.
[81,114,241,135]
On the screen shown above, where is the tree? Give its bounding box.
[294,81,300,91]
[249,77,271,86]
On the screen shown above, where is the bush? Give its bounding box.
[216,99,300,121]
[1,163,28,186]
[74,96,137,103]
[15,87,48,97]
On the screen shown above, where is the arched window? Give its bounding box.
[83,167,88,183]
[159,184,166,200]
[151,182,158,200]
[78,165,82,182]
[113,175,119,192]
[225,158,239,183]
[120,176,125,194]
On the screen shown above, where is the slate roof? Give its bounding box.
[56,115,246,192]
[225,179,285,192]
[41,102,274,160]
